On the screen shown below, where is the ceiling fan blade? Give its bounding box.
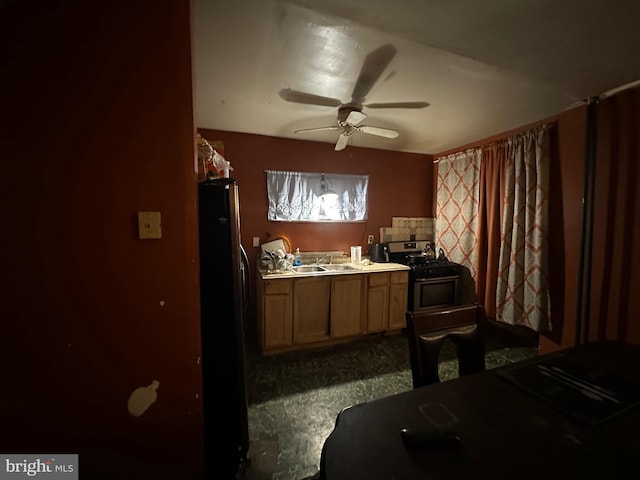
[355,125,399,138]
[350,44,397,105]
[279,89,343,107]
[345,110,367,125]
[364,101,430,109]
[294,126,340,134]
[335,133,349,151]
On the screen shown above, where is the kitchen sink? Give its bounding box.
[292,264,357,274]
[293,265,326,273]
[319,264,356,271]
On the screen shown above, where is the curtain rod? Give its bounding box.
[563,78,640,111]
[600,78,640,99]
[432,122,556,163]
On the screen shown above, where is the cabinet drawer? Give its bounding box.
[368,272,389,287]
[390,271,408,284]
[264,279,292,295]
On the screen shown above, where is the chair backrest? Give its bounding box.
[406,304,486,388]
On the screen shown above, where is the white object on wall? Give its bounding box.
[138,211,162,239]
[127,380,160,417]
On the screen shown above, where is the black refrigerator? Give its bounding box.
[198,178,250,478]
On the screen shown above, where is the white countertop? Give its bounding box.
[259,262,410,280]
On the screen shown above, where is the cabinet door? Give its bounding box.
[366,273,389,332]
[331,275,364,338]
[293,277,330,344]
[388,282,409,330]
[261,279,293,351]
[367,286,388,332]
[263,293,293,349]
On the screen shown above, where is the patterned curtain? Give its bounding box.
[435,127,551,332]
[495,128,551,332]
[435,149,482,279]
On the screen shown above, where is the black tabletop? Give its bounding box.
[320,341,640,480]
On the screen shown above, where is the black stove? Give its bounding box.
[387,241,460,279]
[387,241,464,312]
[410,260,460,280]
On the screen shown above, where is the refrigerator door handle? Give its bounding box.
[240,244,250,319]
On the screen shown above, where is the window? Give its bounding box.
[266,170,368,222]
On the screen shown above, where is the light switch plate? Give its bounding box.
[138,211,162,239]
[367,235,375,245]
[253,236,260,247]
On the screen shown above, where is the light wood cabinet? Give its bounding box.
[258,268,409,354]
[259,279,293,351]
[388,271,409,330]
[293,276,330,344]
[366,272,389,332]
[330,275,364,338]
[366,271,409,331]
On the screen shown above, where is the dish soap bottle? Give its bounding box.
[294,248,302,266]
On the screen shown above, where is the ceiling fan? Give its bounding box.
[279,44,429,151]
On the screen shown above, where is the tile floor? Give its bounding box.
[241,332,538,480]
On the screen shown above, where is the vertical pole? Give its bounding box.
[576,98,598,345]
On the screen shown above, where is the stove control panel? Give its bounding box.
[387,240,431,254]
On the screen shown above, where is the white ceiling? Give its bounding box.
[193,0,640,155]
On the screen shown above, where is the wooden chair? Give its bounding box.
[406,304,485,388]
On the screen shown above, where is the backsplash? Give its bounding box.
[379,217,435,242]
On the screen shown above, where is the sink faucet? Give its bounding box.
[315,255,332,265]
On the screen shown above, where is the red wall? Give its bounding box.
[198,129,434,253]
[435,107,588,353]
[1,3,203,477]
[197,129,434,344]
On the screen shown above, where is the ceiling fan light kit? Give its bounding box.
[319,173,339,200]
[280,43,429,151]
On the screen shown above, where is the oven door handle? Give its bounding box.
[413,274,461,283]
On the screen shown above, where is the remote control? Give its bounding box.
[400,428,460,447]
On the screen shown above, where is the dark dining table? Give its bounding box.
[320,341,640,480]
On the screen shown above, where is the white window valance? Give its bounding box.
[266,170,368,222]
